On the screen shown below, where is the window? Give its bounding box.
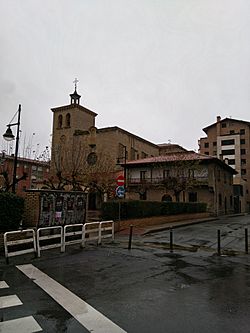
[241,159,246,165]
[141,151,148,159]
[205,152,209,155]
[130,148,137,160]
[140,171,146,181]
[213,142,217,146]
[241,149,246,155]
[188,169,194,178]
[221,123,227,128]
[224,173,227,184]
[221,149,235,155]
[240,129,245,135]
[230,196,233,208]
[204,142,209,148]
[241,169,246,175]
[221,139,235,145]
[32,165,37,171]
[118,144,126,161]
[228,159,235,165]
[65,113,71,127]
[188,192,197,202]
[240,139,245,145]
[229,130,235,134]
[163,169,170,179]
[58,115,63,128]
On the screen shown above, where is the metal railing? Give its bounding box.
[4,221,115,262]
[127,176,208,186]
[4,229,37,263]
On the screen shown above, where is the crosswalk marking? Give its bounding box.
[17,264,127,333]
[0,315,42,333]
[0,281,9,289]
[0,295,23,309]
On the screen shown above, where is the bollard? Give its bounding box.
[128,225,133,250]
[245,228,248,254]
[170,228,173,253]
[217,229,221,256]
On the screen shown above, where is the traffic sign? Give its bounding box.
[116,186,125,198]
[116,175,125,186]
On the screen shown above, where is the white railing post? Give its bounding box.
[4,229,37,263]
[63,224,85,252]
[36,226,63,257]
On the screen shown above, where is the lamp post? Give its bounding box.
[3,104,21,193]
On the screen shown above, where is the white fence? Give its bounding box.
[63,224,85,252]
[4,221,114,262]
[37,226,63,257]
[99,221,114,244]
[84,222,101,246]
[4,229,37,263]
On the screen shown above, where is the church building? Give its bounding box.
[50,84,161,208]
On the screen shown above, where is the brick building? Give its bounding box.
[125,151,236,215]
[0,154,50,196]
[199,116,250,212]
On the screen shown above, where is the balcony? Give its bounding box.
[127,176,209,187]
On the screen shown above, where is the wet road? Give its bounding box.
[1,215,250,332]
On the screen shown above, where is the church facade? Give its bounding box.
[50,86,161,208]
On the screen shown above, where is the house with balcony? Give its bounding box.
[124,151,237,216]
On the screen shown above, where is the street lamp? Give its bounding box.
[3,104,21,193]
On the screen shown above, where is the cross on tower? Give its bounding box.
[70,78,81,105]
[73,78,79,91]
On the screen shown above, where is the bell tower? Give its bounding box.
[50,80,98,176]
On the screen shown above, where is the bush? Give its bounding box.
[101,200,207,220]
[0,192,24,231]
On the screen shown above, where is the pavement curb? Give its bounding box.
[142,217,219,235]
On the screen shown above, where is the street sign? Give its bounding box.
[116,175,125,186]
[116,186,125,198]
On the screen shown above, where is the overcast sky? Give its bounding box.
[1,0,250,159]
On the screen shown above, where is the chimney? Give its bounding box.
[217,116,221,123]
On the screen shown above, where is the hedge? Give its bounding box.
[0,192,24,231]
[101,200,207,220]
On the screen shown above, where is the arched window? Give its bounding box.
[66,113,71,127]
[58,115,63,128]
[162,194,172,202]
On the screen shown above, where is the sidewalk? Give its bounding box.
[116,216,218,237]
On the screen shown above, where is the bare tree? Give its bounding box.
[159,159,202,202]
[46,138,116,197]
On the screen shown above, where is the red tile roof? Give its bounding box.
[125,151,237,174]
[126,151,212,165]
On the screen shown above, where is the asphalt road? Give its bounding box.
[1,215,250,333]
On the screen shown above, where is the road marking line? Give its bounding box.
[17,264,127,333]
[0,315,42,333]
[0,281,9,289]
[0,295,23,309]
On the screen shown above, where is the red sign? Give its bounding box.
[116,175,125,186]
